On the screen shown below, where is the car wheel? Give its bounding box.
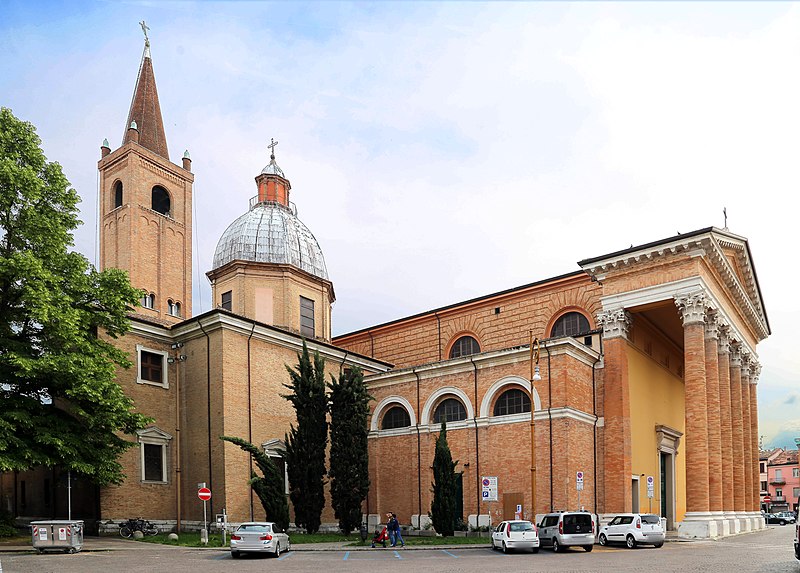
[287,540,291,553]
[654,542,664,548]
[584,544,593,552]
[502,541,509,554]
[274,542,280,557]
[552,538,561,553]
[780,520,786,526]
[531,547,539,554]
[626,534,636,549]
[231,551,240,559]
[599,533,607,546]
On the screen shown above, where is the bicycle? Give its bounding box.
[119,517,159,538]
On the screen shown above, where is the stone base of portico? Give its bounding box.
[723,511,739,535]
[737,512,753,532]
[678,512,720,539]
[710,511,729,537]
[745,512,764,531]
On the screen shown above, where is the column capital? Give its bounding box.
[749,361,761,384]
[740,351,752,380]
[717,322,731,355]
[704,309,719,340]
[597,308,632,340]
[675,291,707,326]
[729,342,742,367]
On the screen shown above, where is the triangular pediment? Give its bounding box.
[136,426,173,441]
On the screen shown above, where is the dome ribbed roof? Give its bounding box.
[212,201,328,280]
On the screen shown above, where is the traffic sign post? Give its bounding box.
[646,476,654,513]
[481,476,498,502]
[198,486,211,545]
[576,471,584,509]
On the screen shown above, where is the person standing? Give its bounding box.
[389,513,405,548]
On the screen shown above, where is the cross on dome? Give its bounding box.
[268,138,278,160]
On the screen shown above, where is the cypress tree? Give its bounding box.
[282,341,328,533]
[220,436,290,531]
[328,366,371,534]
[431,421,459,536]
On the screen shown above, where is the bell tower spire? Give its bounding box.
[123,20,169,159]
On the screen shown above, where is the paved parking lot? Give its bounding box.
[1,525,797,573]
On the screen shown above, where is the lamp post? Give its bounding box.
[529,332,542,521]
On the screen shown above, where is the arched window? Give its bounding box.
[151,185,171,216]
[167,300,181,317]
[381,406,411,430]
[449,335,480,359]
[141,293,155,309]
[493,388,531,416]
[433,398,467,424]
[113,180,123,209]
[550,312,590,338]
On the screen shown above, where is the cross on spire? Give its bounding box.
[268,138,279,160]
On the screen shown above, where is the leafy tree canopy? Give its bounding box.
[328,366,371,534]
[0,107,149,485]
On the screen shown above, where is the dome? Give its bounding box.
[212,200,328,280]
[261,156,285,178]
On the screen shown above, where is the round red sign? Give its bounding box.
[198,487,211,501]
[762,496,771,503]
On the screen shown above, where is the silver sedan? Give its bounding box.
[230,522,290,558]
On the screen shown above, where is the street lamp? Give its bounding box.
[530,332,541,521]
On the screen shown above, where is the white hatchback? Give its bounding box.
[598,514,664,549]
[230,522,290,558]
[491,520,540,554]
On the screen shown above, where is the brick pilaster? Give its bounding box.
[748,366,760,512]
[598,308,632,514]
[717,329,734,513]
[676,293,709,513]
[729,346,745,513]
[704,313,722,512]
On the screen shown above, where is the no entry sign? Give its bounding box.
[198,487,211,501]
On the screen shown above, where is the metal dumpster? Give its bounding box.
[31,520,84,554]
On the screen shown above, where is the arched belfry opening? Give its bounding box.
[151,185,171,216]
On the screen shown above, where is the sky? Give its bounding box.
[2,1,798,449]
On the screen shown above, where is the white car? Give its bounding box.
[598,513,664,549]
[230,522,290,558]
[491,520,540,553]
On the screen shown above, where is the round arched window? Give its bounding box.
[113,180,123,209]
[449,336,480,359]
[151,185,171,216]
[381,406,411,430]
[550,312,590,338]
[433,398,467,424]
[493,388,531,416]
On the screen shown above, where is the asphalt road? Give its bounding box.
[1,524,797,573]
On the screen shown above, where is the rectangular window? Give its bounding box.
[300,296,315,338]
[140,351,163,383]
[794,468,800,478]
[793,487,800,499]
[761,481,768,492]
[776,469,783,480]
[143,443,165,482]
[776,488,783,497]
[221,290,232,311]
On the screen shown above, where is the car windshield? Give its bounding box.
[642,515,660,524]
[510,522,534,532]
[237,524,271,532]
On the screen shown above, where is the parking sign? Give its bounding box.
[481,476,498,502]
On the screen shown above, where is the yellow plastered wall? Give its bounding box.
[628,346,686,522]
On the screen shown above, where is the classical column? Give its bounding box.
[675,292,713,538]
[729,344,746,527]
[740,353,753,527]
[749,363,762,529]
[717,325,736,533]
[704,312,723,516]
[598,308,633,514]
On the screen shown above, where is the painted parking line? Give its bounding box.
[393,550,403,559]
[278,551,293,561]
[441,550,459,558]
[343,551,350,561]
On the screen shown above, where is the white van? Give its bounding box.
[537,511,595,552]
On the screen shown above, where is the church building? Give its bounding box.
[0,32,770,540]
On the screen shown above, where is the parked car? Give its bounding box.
[230,522,290,558]
[537,511,594,552]
[794,520,799,561]
[776,512,797,524]
[598,513,665,548]
[491,520,540,554]
[765,513,793,526]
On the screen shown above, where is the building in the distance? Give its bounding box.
[0,33,771,539]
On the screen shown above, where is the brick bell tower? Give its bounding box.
[98,25,194,323]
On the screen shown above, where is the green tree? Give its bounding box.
[430,421,459,536]
[282,341,328,533]
[220,436,290,531]
[0,107,148,485]
[328,366,371,534]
